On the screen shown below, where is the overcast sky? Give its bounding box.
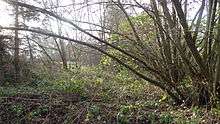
[0,0,203,39]
[0,0,144,40]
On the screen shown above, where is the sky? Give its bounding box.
[0,0,104,39]
[0,0,203,26]
[0,0,145,40]
[0,0,203,38]
[0,0,13,27]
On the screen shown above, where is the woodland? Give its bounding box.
[0,0,220,123]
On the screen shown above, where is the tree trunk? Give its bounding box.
[27,36,34,63]
[14,2,20,83]
[54,38,68,70]
[213,1,220,103]
[59,39,68,70]
[0,37,4,85]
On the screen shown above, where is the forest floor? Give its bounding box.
[0,85,220,124]
[0,68,220,124]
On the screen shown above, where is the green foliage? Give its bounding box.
[104,13,157,84]
[99,90,111,102]
[117,105,133,124]
[159,94,168,103]
[1,65,219,123]
[85,105,101,122]
[171,107,206,124]
[142,100,160,108]
[110,33,120,42]
[100,56,112,66]
[180,76,193,89]
[175,118,201,124]
[54,79,85,95]
[191,106,203,117]
[117,13,155,41]
[147,113,157,124]
[0,86,39,97]
[212,107,220,117]
[10,104,25,116]
[89,105,100,116]
[29,106,49,118]
[159,113,174,124]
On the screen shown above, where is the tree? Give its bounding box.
[14,0,20,83]
[0,35,8,85]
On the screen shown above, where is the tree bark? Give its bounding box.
[0,37,4,85]
[213,2,220,102]
[27,36,34,63]
[14,2,20,83]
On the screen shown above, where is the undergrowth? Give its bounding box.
[0,66,220,124]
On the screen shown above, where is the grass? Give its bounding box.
[0,67,220,123]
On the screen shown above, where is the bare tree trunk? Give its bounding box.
[14,2,20,83]
[171,0,207,76]
[54,38,68,70]
[0,37,4,85]
[55,0,67,70]
[27,36,34,63]
[59,39,68,70]
[214,55,220,100]
[213,2,220,103]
